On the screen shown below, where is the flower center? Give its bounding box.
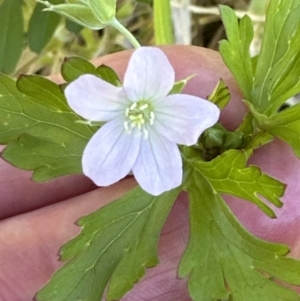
[124,101,155,138]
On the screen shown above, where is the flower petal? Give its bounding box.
[65,74,127,121]
[82,118,141,186]
[132,126,182,195]
[123,47,175,102]
[153,94,220,146]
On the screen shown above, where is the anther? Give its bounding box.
[130,102,137,110]
[124,121,129,132]
[139,104,149,111]
[143,129,149,139]
[125,108,129,116]
[129,115,138,120]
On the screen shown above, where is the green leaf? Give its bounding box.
[28,0,62,54]
[252,0,300,115]
[62,56,98,82]
[96,65,120,86]
[153,0,174,44]
[254,104,300,158]
[2,133,82,181]
[0,74,94,180]
[207,79,231,109]
[61,56,120,85]
[35,186,180,301]
[179,169,300,301]
[0,0,24,74]
[219,6,254,102]
[267,112,300,158]
[220,1,300,115]
[66,19,83,34]
[195,149,285,217]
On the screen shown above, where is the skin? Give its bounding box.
[0,45,299,301]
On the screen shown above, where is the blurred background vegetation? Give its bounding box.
[0,0,269,77]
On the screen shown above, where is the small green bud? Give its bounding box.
[37,0,116,30]
[203,127,225,149]
[87,0,117,24]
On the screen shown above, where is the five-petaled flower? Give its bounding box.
[65,47,220,195]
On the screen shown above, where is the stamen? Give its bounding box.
[149,111,155,125]
[124,121,129,132]
[129,115,138,120]
[130,102,137,110]
[143,128,149,139]
[124,101,153,136]
[139,104,149,111]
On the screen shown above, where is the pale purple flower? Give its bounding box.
[65,47,220,195]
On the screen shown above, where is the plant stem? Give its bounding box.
[111,18,141,49]
[153,0,175,45]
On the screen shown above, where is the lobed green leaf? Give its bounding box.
[258,104,300,158]
[0,74,95,181]
[179,169,300,301]
[195,149,285,217]
[220,1,300,115]
[35,186,180,301]
[252,0,300,115]
[219,6,254,102]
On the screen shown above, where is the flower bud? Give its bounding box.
[87,0,117,25]
[37,0,116,30]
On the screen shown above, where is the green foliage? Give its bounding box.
[220,0,300,161]
[35,186,180,301]
[220,0,300,116]
[252,0,300,115]
[61,56,99,82]
[0,74,94,180]
[179,169,300,301]
[66,19,83,35]
[168,75,195,95]
[28,0,63,54]
[207,79,230,109]
[61,56,120,85]
[0,0,24,74]
[0,56,118,180]
[195,149,284,217]
[265,104,300,158]
[219,5,254,102]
